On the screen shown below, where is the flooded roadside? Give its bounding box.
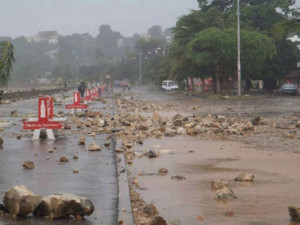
[129,136,300,225]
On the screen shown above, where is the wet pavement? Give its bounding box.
[0,92,118,224]
[130,136,300,225]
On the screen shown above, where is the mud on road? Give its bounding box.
[114,86,300,225]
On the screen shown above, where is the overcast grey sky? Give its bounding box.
[0,0,199,38]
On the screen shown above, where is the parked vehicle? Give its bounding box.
[278,83,297,96]
[162,80,179,91]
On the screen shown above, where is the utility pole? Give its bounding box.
[139,53,142,85]
[237,0,241,96]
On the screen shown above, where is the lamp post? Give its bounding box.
[237,0,241,96]
[139,53,142,85]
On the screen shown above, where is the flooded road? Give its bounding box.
[0,92,118,224]
[131,136,300,225]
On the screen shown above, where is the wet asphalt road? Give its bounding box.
[0,92,118,224]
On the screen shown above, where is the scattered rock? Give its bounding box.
[88,143,101,151]
[39,130,47,139]
[3,185,42,217]
[143,203,158,217]
[148,216,167,225]
[289,206,300,222]
[104,141,111,147]
[214,187,237,201]
[59,156,69,163]
[48,148,54,153]
[148,150,159,158]
[176,127,187,135]
[252,116,261,125]
[33,193,94,219]
[16,135,22,140]
[197,216,204,221]
[73,169,79,174]
[234,173,254,182]
[86,111,103,118]
[22,161,34,169]
[0,137,3,146]
[73,154,79,159]
[158,168,168,175]
[64,124,71,129]
[211,180,229,191]
[171,175,186,180]
[78,136,86,145]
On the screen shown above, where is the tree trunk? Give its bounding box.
[215,73,221,93]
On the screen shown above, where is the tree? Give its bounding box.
[0,41,15,86]
[186,27,276,92]
[148,25,164,40]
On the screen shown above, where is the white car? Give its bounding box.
[162,80,179,91]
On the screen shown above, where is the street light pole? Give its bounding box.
[237,0,241,96]
[139,53,142,85]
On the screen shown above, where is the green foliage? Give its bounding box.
[0,41,15,86]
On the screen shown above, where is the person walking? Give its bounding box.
[78,82,86,97]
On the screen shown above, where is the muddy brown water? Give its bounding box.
[130,136,300,225]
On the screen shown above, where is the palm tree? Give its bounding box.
[273,18,300,38]
[0,41,15,86]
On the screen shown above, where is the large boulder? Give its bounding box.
[3,185,42,217]
[33,193,94,219]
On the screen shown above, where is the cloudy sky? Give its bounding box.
[0,0,199,38]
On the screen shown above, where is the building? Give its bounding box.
[27,31,59,44]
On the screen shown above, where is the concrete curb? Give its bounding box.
[113,137,135,225]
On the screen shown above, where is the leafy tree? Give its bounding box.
[186,27,276,92]
[0,41,15,86]
[148,25,164,40]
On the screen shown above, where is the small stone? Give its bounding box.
[234,173,254,182]
[73,154,79,159]
[211,180,229,190]
[73,169,79,174]
[40,130,47,139]
[148,150,159,158]
[171,175,186,180]
[46,157,50,160]
[252,116,261,125]
[214,187,237,201]
[158,168,168,175]
[289,206,300,222]
[104,141,111,147]
[115,148,123,153]
[0,137,3,146]
[78,136,86,145]
[64,124,71,129]
[88,143,101,151]
[143,203,158,216]
[16,135,22,140]
[59,156,69,163]
[48,148,54,153]
[149,216,167,225]
[197,216,204,221]
[22,161,34,169]
[118,220,125,225]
